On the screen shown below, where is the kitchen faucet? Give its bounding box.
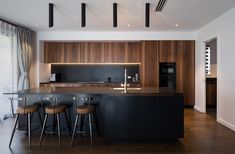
[121,69,128,93]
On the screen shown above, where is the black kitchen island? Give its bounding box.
[5,87,184,141]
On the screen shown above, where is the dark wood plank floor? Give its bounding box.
[1,109,235,154]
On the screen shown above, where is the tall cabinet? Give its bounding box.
[141,40,195,106]
[176,41,195,106]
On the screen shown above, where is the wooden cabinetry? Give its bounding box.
[44,42,65,63]
[140,40,195,106]
[103,42,127,63]
[89,42,104,63]
[141,41,159,87]
[44,42,140,63]
[43,40,195,106]
[176,41,195,106]
[206,78,217,106]
[126,42,141,63]
[159,41,176,62]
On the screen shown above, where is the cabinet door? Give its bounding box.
[141,41,159,87]
[176,41,195,106]
[89,42,104,63]
[159,41,176,62]
[44,42,65,63]
[104,42,127,63]
[64,42,77,63]
[206,79,217,106]
[126,42,141,63]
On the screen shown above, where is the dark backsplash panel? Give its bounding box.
[51,64,140,83]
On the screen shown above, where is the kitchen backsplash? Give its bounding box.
[51,64,140,83]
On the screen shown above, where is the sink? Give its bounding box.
[112,87,142,90]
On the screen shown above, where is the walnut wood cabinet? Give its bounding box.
[141,40,195,106]
[176,41,195,106]
[44,42,141,64]
[141,41,159,87]
[159,41,177,62]
[126,42,141,63]
[44,42,65,63]
[43,40,195,106]
[206,78,217,106]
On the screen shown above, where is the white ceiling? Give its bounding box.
[0,0,235,32]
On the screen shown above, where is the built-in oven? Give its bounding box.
[159,62,176,89]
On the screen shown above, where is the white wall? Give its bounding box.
[36,31,196,83]
[195,6,235,131]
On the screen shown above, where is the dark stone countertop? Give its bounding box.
[4,87,183,96]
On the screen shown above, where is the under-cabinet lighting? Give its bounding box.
[49,63,141,65]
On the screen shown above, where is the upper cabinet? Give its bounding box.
[44,42,141,63]
[126,42,141,63]
[141,41,159,87]
[103,42,127,63]
[44,42,65,63]
[159,41,176,62]
[89,42,105,63]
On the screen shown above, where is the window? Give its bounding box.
[0,34,17,120]
[205,46,211,75]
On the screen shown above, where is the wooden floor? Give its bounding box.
[1,109,235,154]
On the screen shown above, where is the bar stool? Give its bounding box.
[71,97,99,146]
[9,97,42,148]
[39,97,71,147]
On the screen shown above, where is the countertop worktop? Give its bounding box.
[4,87,183,95]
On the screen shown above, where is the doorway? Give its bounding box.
[205,38,217,118]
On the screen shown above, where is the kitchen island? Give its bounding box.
[5,87,184,141]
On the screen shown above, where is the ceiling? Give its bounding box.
[0,0,235,32]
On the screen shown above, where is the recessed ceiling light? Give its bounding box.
[175,24,179,27]
[127,24,131,27]
[35,24,39,27]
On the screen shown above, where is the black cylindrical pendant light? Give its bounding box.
[145,3,150,27]
[113,3,117,27]
[49,3,54,28]
[81,3,86,27]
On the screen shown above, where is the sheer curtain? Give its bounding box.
[0,20,33,120]
[0,25,18,120]
[16,28,32,90]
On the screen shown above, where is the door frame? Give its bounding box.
[201,35,220,121]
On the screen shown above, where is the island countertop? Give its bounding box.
[4,87,183,95]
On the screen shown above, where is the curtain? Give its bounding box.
[16,28,32,90]
[0,20,16,36]
[0,20,18,120]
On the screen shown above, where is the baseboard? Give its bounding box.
[217,118,235,132]
[194,105,201,112]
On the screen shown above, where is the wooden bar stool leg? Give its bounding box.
[9,114,19,148]
[71,114,79,146]
[64,112,72,136]
[27,113,31,148]
[56,114,61,147]
[88,113,93,146]
[39,114,48,147]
